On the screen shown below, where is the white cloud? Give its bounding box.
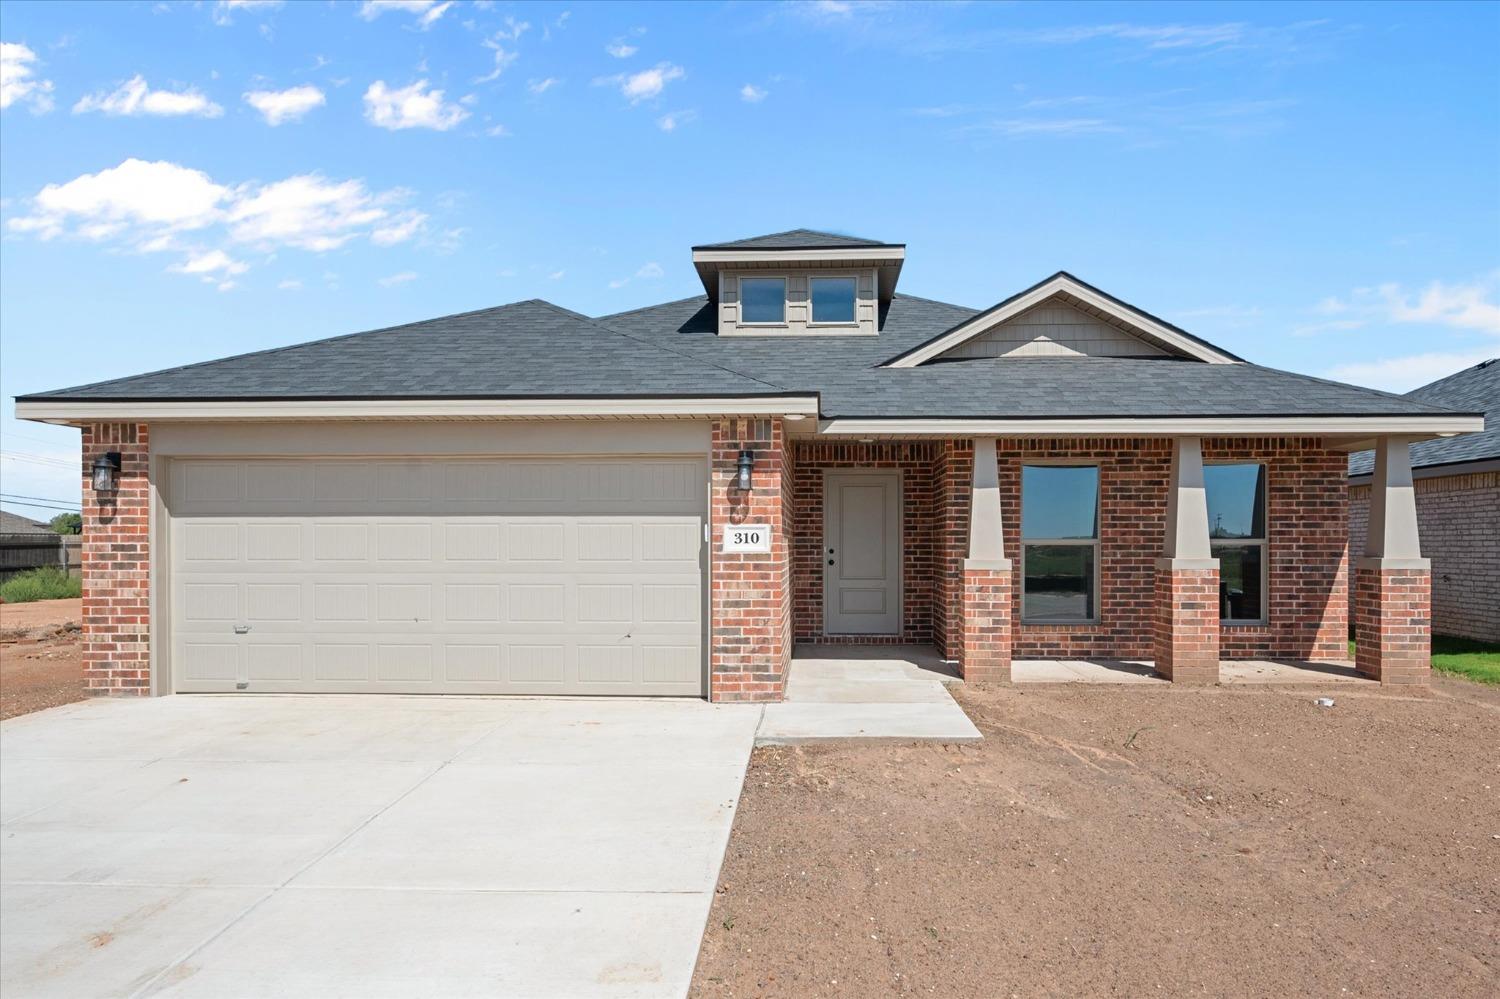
[1326,351,1497,393]
[74,75,223,117]
[1023,22,1249,50]
[474,46,517,83]
[608,260,666,289]
[213,1,283,26]
[606,42,637,58]
[9,158,431,284]
[277,278,303,290]
[598,62,683,104]
[528,77,559,95]
[378,270,418,287]
[548,270,564,280]
[485,122,510,137]
[363,79,468,130]
[656,109,694,131]
[244,84,325,125]
[358,1,452,29]
[1,41,55,113]
[1316,274,1500,335]
[970,117,1121,136]
[740,83,767,103]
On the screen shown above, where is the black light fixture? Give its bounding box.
[91,451,121,493]
[736,449,754,491]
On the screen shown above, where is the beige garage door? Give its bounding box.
[169,457,705,696]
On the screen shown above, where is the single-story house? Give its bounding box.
[0,510,69,582]
[1349,358,1498,643]
[14,230,1485,700]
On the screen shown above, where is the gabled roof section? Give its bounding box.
[16,299,796,403]
[1348,357,1499,476]
[883,271,1243,367]
[692,228,901,251]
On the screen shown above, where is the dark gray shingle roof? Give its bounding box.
[18,300,788,401]
[0,510,52,534]
[1348,358,1499,475]
[692,229,900,250]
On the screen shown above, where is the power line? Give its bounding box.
[0,492,81,505]
[0,499,79,513]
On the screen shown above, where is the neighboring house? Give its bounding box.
[0,510,64,582]
[1349,359,1498,643]
[14,230,1484,699]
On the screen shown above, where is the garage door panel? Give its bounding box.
[172,457,705,696]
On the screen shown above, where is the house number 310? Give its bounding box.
[721,524,771,553]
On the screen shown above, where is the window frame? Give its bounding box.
[1205,461,1269,626]
[737,276,788,326]
[808,274,860,327]
[1019,462,1102,625]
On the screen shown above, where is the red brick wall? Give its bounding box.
[80,423,152,696]
[709,418,791,702]
[1351,472,1500,643]
[1354,566,1431,684]
[957,566,1011,682]
[790,441,939,644]
[933,440,972,658]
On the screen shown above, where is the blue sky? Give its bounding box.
[2,0,1497,520]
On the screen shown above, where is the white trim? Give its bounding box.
[885,275,1238,367]
[817,415,1486,437]
[692,246,904,265]
[16,396,822,424]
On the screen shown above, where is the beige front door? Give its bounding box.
[168,456,705,696]
[823,470,902,635]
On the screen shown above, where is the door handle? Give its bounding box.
[233,625,251,635]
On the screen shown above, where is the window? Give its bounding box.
[740,277,786,324]
[810,276,857,324]
[1205,463,1267,623]
[1021,465,1099,622]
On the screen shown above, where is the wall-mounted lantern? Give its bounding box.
[91,451,121,493]
[736,449,755,491]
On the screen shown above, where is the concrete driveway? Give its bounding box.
[1,695,760,998]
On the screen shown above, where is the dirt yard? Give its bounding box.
[692,678,1500,998]
[0,597,86,719]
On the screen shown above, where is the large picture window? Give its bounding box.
[1205,463,1267,623]
[1021,465,1099,622]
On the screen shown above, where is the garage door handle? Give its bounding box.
[234,625,250,634]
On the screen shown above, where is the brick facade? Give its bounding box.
[1354,566,1431,684]
[1350,471,1499,643]
[1153,566,1221,682]
[709,417,792,702]
[80,423,152,696]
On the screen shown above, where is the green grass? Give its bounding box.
[1348,635,1500,685]
[0,567,82,603]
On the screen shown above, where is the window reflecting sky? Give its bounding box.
[740,278,785,323]
[1021,465,1099,539]
[811,277,856,323]
[1205,463,1266,539]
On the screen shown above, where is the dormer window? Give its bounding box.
[810,277,857,325]
[740,277,787,325]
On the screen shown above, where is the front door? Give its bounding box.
[823,470,902,635]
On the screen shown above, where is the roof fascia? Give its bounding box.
[816,414,1485,439]
[883,274,1239,367]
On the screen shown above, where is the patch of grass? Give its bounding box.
[0,567,82,604]
[1348,635,1500,685]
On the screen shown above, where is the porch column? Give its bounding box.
[1154,437,1221,683]
[958,436,1012,683]
[1354,436,1431,684]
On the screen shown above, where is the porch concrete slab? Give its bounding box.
[1220,659,1371,684]
[1012,659,1167,684]
[758,646,981,744]
[139,887,710,999]
[0,883,266,999]
[2,695,759,999]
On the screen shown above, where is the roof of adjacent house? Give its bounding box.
[692,228,901,250]
[13,254,1480,428]
[0,510,52,535]
[1348,358,1499,476]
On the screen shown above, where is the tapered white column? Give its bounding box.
[966,436,1009,568]
[1362,436,1426,567]
[1155,437,1219,683]
[1160,436,1215,566]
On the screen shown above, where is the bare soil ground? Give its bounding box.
[692,678,1500,998]
[1,597,86,719]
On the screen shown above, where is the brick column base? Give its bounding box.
[957,560,1012,683]
[1154,560,1220,684]
[1354,562,1431,685]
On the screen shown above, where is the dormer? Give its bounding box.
[691,229,905,337]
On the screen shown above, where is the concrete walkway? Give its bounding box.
[756,645,982,744]
[0,695,760,999]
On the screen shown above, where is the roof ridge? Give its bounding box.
[529,299,792,394]
[21,300,530,399]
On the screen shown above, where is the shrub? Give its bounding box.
[48,513,82,535]
[0,567,82,603]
